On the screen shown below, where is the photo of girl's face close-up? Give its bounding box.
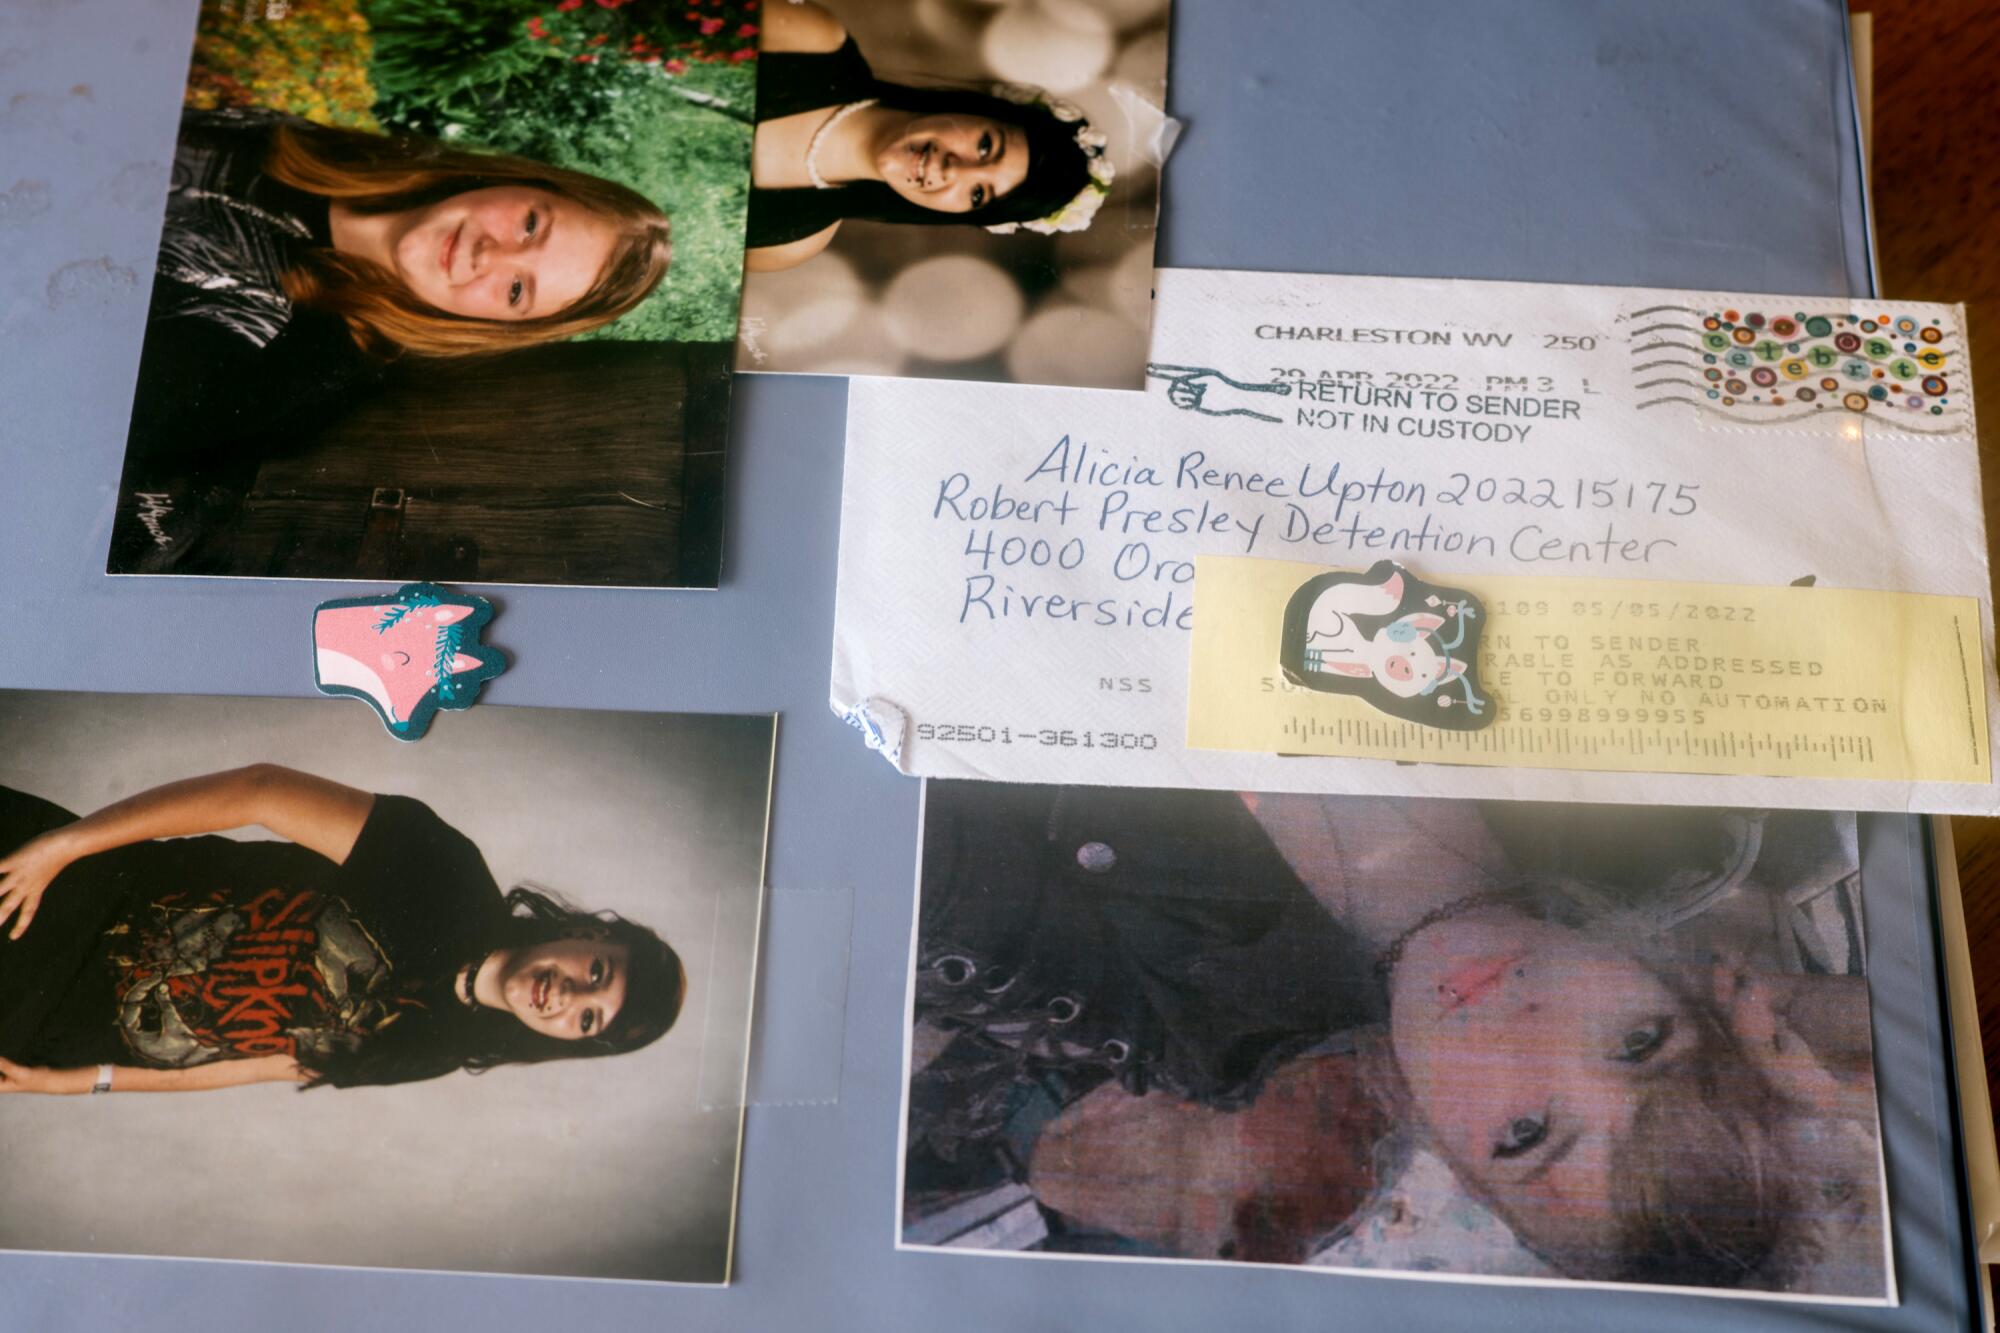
[1387,909,1701,1271]
[489,933,631,1041]
[372,185,624,322]
[876,114,1027,212]
[902,789,1890,1299]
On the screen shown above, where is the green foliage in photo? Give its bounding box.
[185,0,381,129]
[362,0,755,342]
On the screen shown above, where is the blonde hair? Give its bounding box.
[266,123,671,359]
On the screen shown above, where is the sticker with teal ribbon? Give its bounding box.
[313,583,506,741]
[1278,560,1494,730]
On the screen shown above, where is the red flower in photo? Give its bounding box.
[518,0,761,79]
[574,52,597,62]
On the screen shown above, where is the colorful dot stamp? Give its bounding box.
[1640,302,1962,428]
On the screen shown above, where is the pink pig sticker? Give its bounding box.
[313,583,505,740]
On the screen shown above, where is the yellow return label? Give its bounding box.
[1188,556,1990,784]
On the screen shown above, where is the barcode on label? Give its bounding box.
[1280,716,1879,766]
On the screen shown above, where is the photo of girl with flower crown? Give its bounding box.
[109,0,757,587]
[900,785,1892,1303]
[735,0,1170,387]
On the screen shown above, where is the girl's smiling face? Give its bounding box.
[1388,908,1697,1267]
[492,933,631,1041]
[874,114,1028,212]
[389,185,619,320]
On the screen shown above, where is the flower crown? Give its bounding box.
[986,82,1115,236]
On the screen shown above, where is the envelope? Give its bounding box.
[830,268,1993,813]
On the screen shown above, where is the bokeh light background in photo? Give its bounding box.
[737,0,1169,386]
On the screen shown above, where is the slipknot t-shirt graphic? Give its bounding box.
[106,885,401,1068]
[0,793,509,1073]
[1,792,503,1072]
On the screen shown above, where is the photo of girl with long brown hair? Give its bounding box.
[735,0,1170,387]
[745,0,1114,273]
[117,109,672,506]
[0,690,773,1284]
[108,0,753,587]
[0,764,687,1094]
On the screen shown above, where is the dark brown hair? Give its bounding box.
[1603,987,1803,1287]
[302,886,684,1090]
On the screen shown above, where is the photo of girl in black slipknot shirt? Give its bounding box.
[0,764,684,1095]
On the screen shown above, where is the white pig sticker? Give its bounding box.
[1279,560,1493,730]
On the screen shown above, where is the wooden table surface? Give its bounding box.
[1851,0,2000,1128]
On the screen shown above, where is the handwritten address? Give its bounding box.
[935,435,1701,629]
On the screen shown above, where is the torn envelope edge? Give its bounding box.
[826,569,2000,813]
[828,616,2000,813]
[837,695,909,770]
[827,687,2000,817]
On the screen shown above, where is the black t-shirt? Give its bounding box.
[914,783,1378,1109]
[0,791,505,1070]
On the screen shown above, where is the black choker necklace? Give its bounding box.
[1374,889,1506,978]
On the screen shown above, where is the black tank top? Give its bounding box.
[756,36,877,122]
[749,38,881,247]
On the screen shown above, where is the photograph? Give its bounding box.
[899,784,1892,1302]
[736,0,1169,386]
[0,690,774,1284]
[108,0,758,586]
